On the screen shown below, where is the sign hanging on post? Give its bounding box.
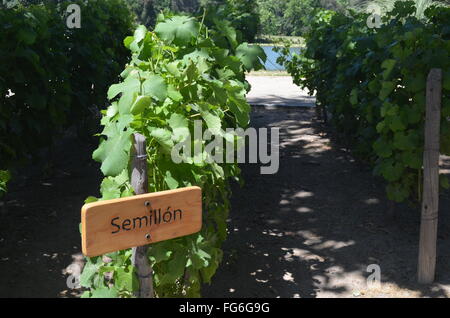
[81,186,202,257]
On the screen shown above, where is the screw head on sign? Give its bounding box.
[145,233,151,240]
[144,201,150,207]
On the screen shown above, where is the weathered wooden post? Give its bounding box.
[130,133,154,297]
[418,68,442,284]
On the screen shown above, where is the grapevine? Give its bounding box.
[277,1,450,204]
[80,13,266,297]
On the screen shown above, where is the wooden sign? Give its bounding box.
[81,186,202,257]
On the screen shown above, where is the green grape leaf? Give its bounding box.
[123,36,134,49]
[376,121,386,133]
[149,242,173,262]
[130,95,151,115]
[169,113,189,142]
[79,261,98,288]
[150,128,174,153]
[402,151,422,169]
[191,248,211,269]
[236,43,267,71]
[213,18,238,48]
[108,77,141,100]
[388,116,406,132]
[167,85,183,101]
[154,16,199,46]
[442,98,450,117]
[90,287,119,298]
[115,266,138,292]
[379,81,395,100]
[84,196,98,204]
[93,125,133,177]
[405,74,426,93]
[386,182,409,202]
[134,25,148,43]
[164,171,179,189]
[440,174,450,189]
[442,71,450,90]
[393,132,412,150]
[99,170,129,200]
[118,92,137,115]
[368,80,379,94]
[200,105,222,135]
[0,170,11,195]
[373,138,392,158]
[159,250,187,286]
[349,88,358,105]
[378,159,404,182]
[18,28,36,45]
[142,75,167,101]
[106,102,119,118]
[407,104,423,124]
[381,59,396,80]
[165,62,181,77]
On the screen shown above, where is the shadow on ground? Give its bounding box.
[203,107,450,298]
[1,107,449,297]
[0,131,102,298]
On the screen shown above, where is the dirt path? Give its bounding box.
[246,76,315,107]
[0,132,102,298]
[1,107,450,297]
[203,107,450,298]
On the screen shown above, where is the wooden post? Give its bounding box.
[418,68,442,284]
[131,133,154,297]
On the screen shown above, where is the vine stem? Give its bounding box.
[196,9,207,45]
[131,133,154,298]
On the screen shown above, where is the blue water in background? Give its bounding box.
[258,45,302,71]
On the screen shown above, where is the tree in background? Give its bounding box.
[171,0,200,11]
[258,0,321,36]
[125,0,169,27]
[324,0,450,16]
[257,0,286,35]
[125,0,259,42]
[364,0,449,18]
[222,0,260,42]
[9,0,449,38]
[258,0,449,36]
[283,0,321,35]
[125,0,152,27]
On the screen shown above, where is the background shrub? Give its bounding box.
[277,1,450,203]
[0,0,135,193]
